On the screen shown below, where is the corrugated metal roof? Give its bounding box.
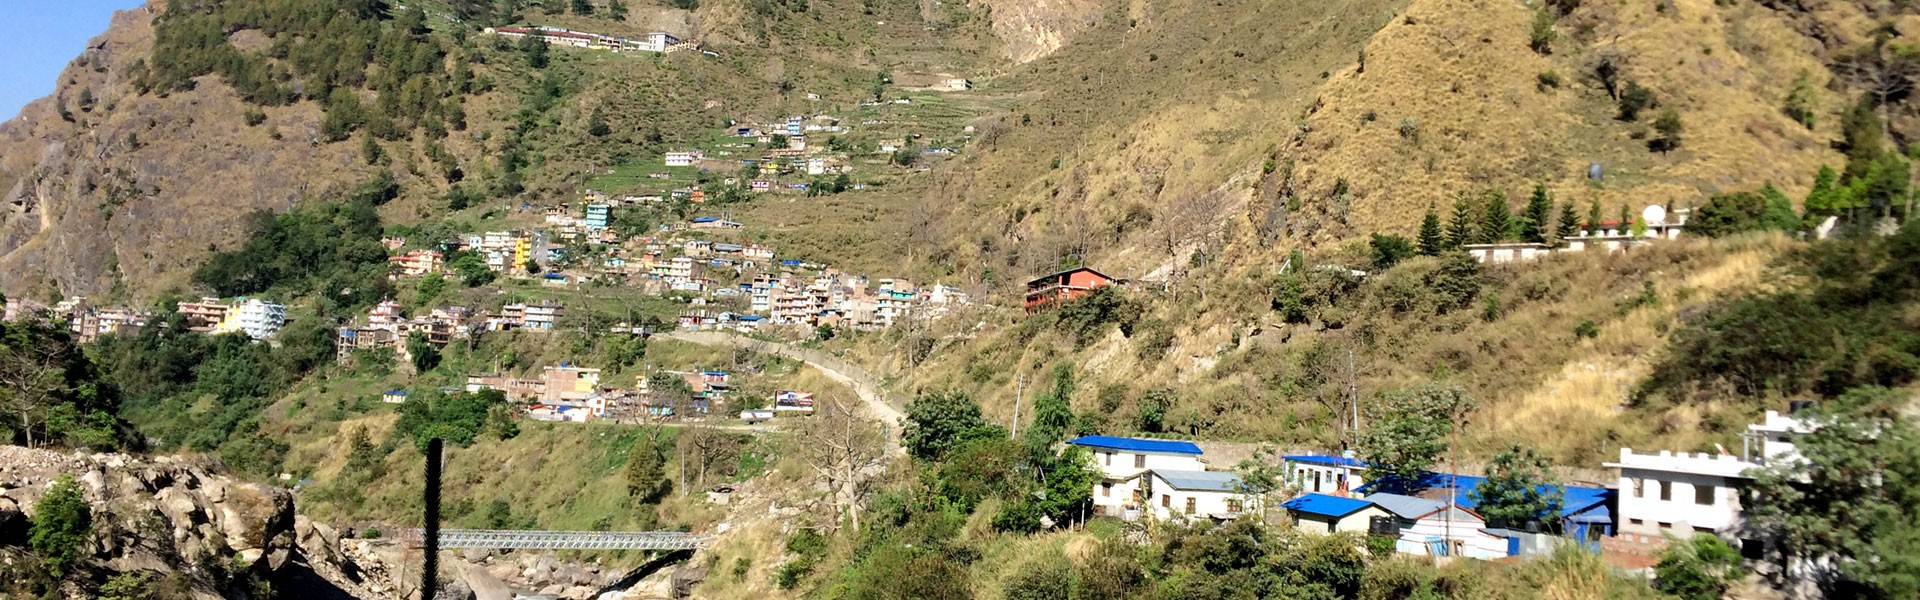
[1282,493,1374,518]
[1285,454,1368,468]
[1365,493,1444,519]
[1066,436,1203,455]
[1152,469,1244,492]
[1358,473,1611,518]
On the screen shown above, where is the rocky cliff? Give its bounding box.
[0,445,398,598]
[0,1,379,302]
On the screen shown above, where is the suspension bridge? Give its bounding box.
[403,528,709,551]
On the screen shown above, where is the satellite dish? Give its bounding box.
[1642,204,1667,226]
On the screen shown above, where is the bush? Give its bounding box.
[29,474,91,576]
[1536,71,1563,91]
[1650,108,1684,153]
[1573,320,1600,339]
[1004,555,1077,600]
[1617,81,1656,121]
[1053,286,1139,346]
[1654,535,1746,600]
[1370,234,1415,270]
[1529,8,1556,54]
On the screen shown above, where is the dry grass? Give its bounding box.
[1291,0,1848,240]
[1492,235,1788,463]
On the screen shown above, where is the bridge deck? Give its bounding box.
[404,529,708,550]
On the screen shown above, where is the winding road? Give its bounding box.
[658,331,906,453]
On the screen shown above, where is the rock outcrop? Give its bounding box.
[0,445,388,598]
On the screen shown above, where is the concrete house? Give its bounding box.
[1144,469,1259,521]
[1366,493,1508,559]
[1024,267,1116,315]
[1283,454,1369,496]
[1606,449,1759,548]
[1282,494,1392,534]
[1067,436,1205,519]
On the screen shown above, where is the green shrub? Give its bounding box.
[1617,81,1656,121]
[29,474,91,576]
[1536,71,1563,91]
[1573,320,1600,339]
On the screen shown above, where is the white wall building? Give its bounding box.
[214,299,287,340]
[1282,454,1368,496]
[1144,469,1258,521]
[666,150,704,167]
[1606,409,1811,555]
[1367,493,1508,559]
[1606,449,1756,545]
[1068,436,1207,519]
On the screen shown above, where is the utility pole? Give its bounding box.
[1347,344,1359,449]
[1011,373,1025,438]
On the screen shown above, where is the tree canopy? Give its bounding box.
[1358,383,1473,492]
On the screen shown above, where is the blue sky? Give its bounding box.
[0,0,148,121]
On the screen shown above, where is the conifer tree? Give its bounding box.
[1417,203,1445,256]
[1618,204,1634,235]
[1445,197,1476,249]
[1587,200,1603,234]
[1555,202,1580,241]
[1522,183,1554,243]
[1478,190,1513,244]
[1804,165,1845,219]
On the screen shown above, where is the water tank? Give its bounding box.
[1524,520,1542,534]
[1369,516,1401,536]
[1587,163,1604,180]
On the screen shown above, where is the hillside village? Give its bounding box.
[6,0,1920,598]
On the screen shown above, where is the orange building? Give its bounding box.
[1023,267,1116,314]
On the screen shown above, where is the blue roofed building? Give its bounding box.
[1357,472,1616,551]
[1145,469,1261,521]
[1066,436,1207,519]
[1283,453,1370,497]
[1282,493,1391,534]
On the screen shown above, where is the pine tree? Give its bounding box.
[1445,197,1476,249]
[1417,203,1445,256]
[1555,202,1580,242]
[1618,204,1634,235]
[1804,164,1844,218]
[1587,200,1603,234]
[1522,183,1554,243]
[1478,190,1513,244]
[1759,183,1800,232]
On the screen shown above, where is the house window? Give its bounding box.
[1658,522,1673,530]
[1102,452,1111,466]
[1658,481,1671,502]
[1185,497,1196,514]
[1694,484,1715,506]
[1134,454,1146,469]
[1313,473,1322,493]
[1227,499,1243,513]
[1102,483,1112,498]
[1631,478,1644,498]
[1630,518,1644,526]
[1161,494,1170,508]
[1693,526,1714,534]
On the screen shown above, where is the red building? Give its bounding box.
[1024,267,1116,314]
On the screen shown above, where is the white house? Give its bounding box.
[1144,469,1258,521]
[1067,436,1205,519]
[214,299,287,340]
[666,150,704,167]
[1605,408,1812,555]
[1281,493,1393,534]
[635,31,680,53]
[1283,454,1368,496]
[1366,493,1507,559]
[1605,449,1756,547]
